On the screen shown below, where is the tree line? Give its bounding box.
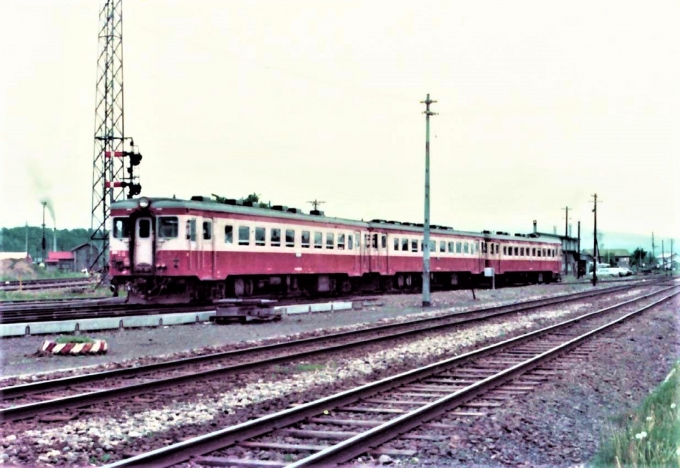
[0,226,93,262]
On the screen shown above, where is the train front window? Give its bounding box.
[158,217,178,239]
[138,219,151,239]
[113,218,130,239]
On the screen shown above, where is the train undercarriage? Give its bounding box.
[112,270,559,304]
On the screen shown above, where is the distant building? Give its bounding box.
[71,243,100,272]
[657,252,678,270]
[583,249,630,267]
[0,252,33,263]
[45,251,75,271]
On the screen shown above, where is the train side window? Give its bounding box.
[456,241,462,253]
[113,218,130,239]
[464,242,469,254]
[440,241,446,253]
[402,238,409,251]
[338,233,346,250]
[224,225,233,244]
[429,240,435,252]
[271,228,281,247]
[255,227,265,246]
[537,249,541,257]
[203,221,212,240]
[285,229,295,247]
[420,241,424,252]
[186,219,197,241]
[314,232,323,249]
[372,234,378,249]
[520,247,524,256]
[513,247,518,256]
[301,231,310,248]
[393,238,399,251]
[238,226,249,245]
[158,217,178,239]
[448,241,454,253]
[542,248,546,257]
[381,235,387,249]
[532,247,536,256]
[503,246,507,255]
[411,240,418,252]
[326,232,334,249]
[348,234,354,250]
[139,219,151,238]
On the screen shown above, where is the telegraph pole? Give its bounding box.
[562,206,571,237]
[421,94,437,307]
[662,240,665,276]
[41,202,46,264]
[591,194,598,286]
[577,221,581,278]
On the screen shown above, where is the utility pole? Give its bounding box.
[421,94,437,307]
[662,240,665,276]
[24,222,29,260]
[562,206,571,237]
[591,194,599,286]
[41,202,46,264]
[577,221,581,278]
[307,200,326,212]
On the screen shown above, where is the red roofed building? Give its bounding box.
[45,251,75,271]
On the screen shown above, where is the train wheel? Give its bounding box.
[341,279,352,293]
[405,274,413,287]
[245,278,254,297]
[395,274,405,289]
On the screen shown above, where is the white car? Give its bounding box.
[589,267,632,278]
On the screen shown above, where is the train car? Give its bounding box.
[109,196,561,302]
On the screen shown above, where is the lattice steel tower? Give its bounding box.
[90,0,141,271]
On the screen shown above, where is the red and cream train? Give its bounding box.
[109,196,562,302]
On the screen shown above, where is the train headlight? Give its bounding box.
[138,197,150,208]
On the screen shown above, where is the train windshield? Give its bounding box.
[113,217,130,239]
[158,216,179,239]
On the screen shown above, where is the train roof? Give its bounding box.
[112,197,562,245]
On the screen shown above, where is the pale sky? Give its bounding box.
[1,1,678,244]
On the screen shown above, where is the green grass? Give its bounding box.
[55,336,96,344]
[0,287,111,301]
[591,361,680,468]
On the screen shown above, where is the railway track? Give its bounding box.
[101,283,678,467]
[0,277,93,292]
[0,300,215,325]
[0,280,668,423]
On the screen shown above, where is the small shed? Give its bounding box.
[71,243,100,272]
[45,251,75,271]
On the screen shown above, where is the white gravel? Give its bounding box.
[5,302,591,461]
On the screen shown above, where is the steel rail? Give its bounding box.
[291,291,679,466]
[0,281,650,411]
[101,286,678,467]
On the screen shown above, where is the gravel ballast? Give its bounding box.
[0,281,675,467]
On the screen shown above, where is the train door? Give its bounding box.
[186,218,197,271]
[491,243,501,273]
[201,218,215,279]
[133,217,154,270]
[370,233,388,275]
[359,231,369,273]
